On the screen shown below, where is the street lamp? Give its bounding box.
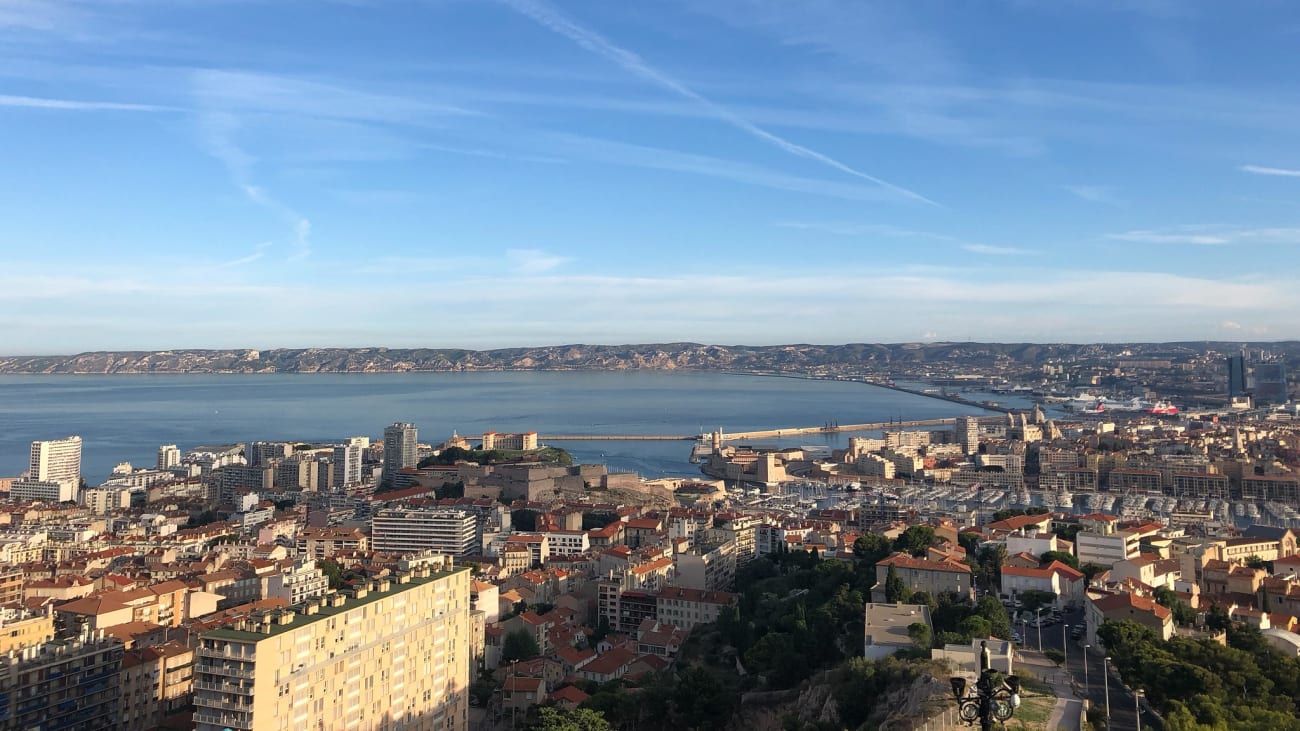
[950,642,1022,731]
[1035,607,1045,651]
[1063,623,1070,665]
[1082,644,1090,695]
[1135,689,1145,731]
[1103,656,1112,728]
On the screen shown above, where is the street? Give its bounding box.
[1012,605,1156,730]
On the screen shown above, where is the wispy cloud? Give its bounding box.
[779,221,1032,255]
[777,221,958,241]
[219,242,273,268]
[960,243,1032,256]
[1064,184,1124,206]
[499,0,936,206]
[1107,225,1300,246]
[0,93,169,112]
[195,95,313,261]
[547,133,907,202]
[1240,164,1300,178]
[506,248,570,273]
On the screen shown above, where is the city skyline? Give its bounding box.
[4,1,1300,349]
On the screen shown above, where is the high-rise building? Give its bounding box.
[0,633,124,730]
[192,560,469,731]
[246,441,292,466]
[332,437,365,488]
[29,435,82,488]
[1227,354,1248,397]
[1254,361,1289,405]
[956,416,980,455]
[383,423,419,485]
[372,507,479,556]
[157,444,181,470]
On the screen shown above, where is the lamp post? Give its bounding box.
[1103,656,1111,729]
[1135,689,1145,731]
[1082,644,1090,695]
[950,641,1021,731]
[1035,607,1044,651]
[1063,623,1070,665]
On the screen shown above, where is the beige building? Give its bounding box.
[193,560,470,731]
[121,640,195,728]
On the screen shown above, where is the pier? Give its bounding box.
[533,417,956,443]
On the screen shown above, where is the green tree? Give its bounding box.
[975,595,1012,640]
[1041,550,1080,569]
[884,565,912,603]
[893,525,937,557]
[530,707,612,731]
[908,621,932,652]
[317,558,345,590]
[1079,562,1108,584]
[853,533,892,564]
[502,629,541,662]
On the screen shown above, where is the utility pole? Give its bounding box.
[1063,623,1070,666]
[1082,644,1090,696]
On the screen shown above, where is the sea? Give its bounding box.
[0,371,991,484]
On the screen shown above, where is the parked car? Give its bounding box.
[1011,631,1023,643]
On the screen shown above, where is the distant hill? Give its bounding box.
[1,341,1294,375]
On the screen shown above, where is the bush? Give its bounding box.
[1044,648,1065,665]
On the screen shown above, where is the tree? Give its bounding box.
[1246,555,1271,571]
[853,534,892,564]
[908,621,932,652]
[893,525,937,557]
[530,707,612,731]
[1019,589,1057,614]
[884,564,912,603]
[1041,550,1079,569]
[317,558,345,590]
[1079,562,1108,584]
[502,629,540,662]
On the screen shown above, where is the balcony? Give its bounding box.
[197,663,256,680]
[194,679,254,695]
[193,709,253,728]
[198,646,257,661]
[196,696,255,713]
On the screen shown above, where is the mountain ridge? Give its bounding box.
[0,341,1292,374]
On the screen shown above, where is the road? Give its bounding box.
[1013,605,1157,730]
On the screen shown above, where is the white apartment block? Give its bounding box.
[266,558,330,605]
[10,479,76,504]
[542,530,589,556]
[193,563,470,731]
[372,508,478,556]
[157,444,181,470]
[29,436,82,489]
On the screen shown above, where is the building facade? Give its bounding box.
[383,423,420,486]
[193,562,470,731]
[372,508,479,556]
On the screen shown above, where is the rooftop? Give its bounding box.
[205,565,467,642]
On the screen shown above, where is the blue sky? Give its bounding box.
[3,0,1300,352]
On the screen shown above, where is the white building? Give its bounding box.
[266,557,329,605]
[157,444,181,470]
[29,436,81,491]
[542,530,589,556]
[372,507,478,556]
[332,438,365,488]
[382,423,419,485]
[10,479,75,504]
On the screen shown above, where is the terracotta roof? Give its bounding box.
[550,685,590,705]
[1091,592,1172,621]
[877,552,971,574]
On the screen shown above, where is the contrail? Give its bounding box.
[500,0,937,206]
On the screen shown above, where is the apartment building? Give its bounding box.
[672,540,737,593]
[0,633,124,730]
[193,561,470,731]
[373,508,479,556]
[266,557,330,605]
[297,526,370,559]
[872,553,973,602]
[654,587,738,632]
[120,640,194,729]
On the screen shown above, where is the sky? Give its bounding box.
[3,0,1300,352]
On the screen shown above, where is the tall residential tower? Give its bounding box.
[383,423,419,486]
